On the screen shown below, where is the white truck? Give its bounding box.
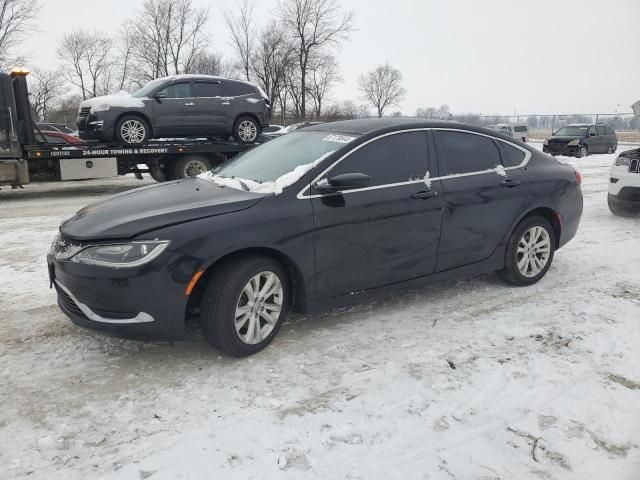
[607,100,640,216]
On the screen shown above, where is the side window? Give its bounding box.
[436,131,501,175]
[588,126,598,136]
[497,141,526,167]
[194,82,222,97]
[606,126,616,136]
[514,126,528,133]
[160,82,192,98]
[224,81,255,97]
[328,132,429,187]
[596,126,606,136]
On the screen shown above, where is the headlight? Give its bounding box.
[614,156,630,167]
[90,104,111,113]
[543,139,549,145]
[567,139,580,146]
[70,241,170,268]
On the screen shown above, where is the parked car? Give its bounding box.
[488,125,514,138]
[543,124,617,158]
[608,147,640,216]
[49,118,582,357]
[76,75,270,145]
[35,130,84,145]
[36,122,78,136]
[490,123,529,142]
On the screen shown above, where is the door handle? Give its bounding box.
[500,179,522,188]
[184,102,195,106]
[410,190,438,200]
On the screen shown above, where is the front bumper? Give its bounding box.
[48,253,190,341]
[608,192,640,214]
[77,113,115,141]
[543,143,579,156]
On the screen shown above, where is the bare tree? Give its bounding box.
[251,22,295,108]
[28,68,65,121]
[278,0,353,120]
[307,52,340,119]
[46,94,83,126]
[130,0,210,83]
[358,63,406,118]
[190,51,232,77]
[223,0,256,81]
[57,30,114,99]
[0,0,41,68]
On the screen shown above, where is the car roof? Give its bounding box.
[304,118,518,141]
[159,74,254,85]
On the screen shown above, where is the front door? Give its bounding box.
[153,82,197,135]
[310,130,444,299]
[433,130,530,271]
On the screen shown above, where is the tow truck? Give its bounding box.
[0,68,260,189]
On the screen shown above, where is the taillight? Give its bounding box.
[575,170,582,186]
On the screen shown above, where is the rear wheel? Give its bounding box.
[172,155,212,179]
[201,255,289,357]
[576,146,588,158]
[233,116,260,143]
[497,216,555,286]
[116,115,150,145]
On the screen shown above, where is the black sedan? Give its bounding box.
[48,119,583,356]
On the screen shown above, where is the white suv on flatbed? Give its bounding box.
[609,147,640,216]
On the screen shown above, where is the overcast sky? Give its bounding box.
[21,0,640,116]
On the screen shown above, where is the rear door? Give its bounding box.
[310,130,444,298]
[434,130,530,272]
[153,82,196,135]
[596,125,608,152]
[192,81,227,134]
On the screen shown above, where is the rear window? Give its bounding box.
[497,141,526,167]
[436,131,501,174]
[224,81,255,97]
[194,82,222,97]
[596,126,606,136]
[514,126,528,132]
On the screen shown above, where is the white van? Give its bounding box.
[490,123,529,142]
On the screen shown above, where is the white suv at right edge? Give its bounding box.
[609,148,640,216]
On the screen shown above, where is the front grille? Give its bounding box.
[630,159,640,173]
[55,284,88,320]
[78,107,91,117]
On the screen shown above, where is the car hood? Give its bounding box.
[79,93,147,111]
[60,178,265,241]
[549,135,581,142]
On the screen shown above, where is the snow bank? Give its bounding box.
[198,151,335,195]
[80,91,146,112]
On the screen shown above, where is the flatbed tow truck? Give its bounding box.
[0,69,260,189]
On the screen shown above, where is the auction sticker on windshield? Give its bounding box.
[322,134,357,144]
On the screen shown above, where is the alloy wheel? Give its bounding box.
[238,120,258,142]
[234,271,283,345]
[121,120,146,144]
[516,226,551,278]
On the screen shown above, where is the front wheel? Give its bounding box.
[115,115,150,145]
[497,216,555,286]
[576,146,588,158]
[233,116,260,143]
[201,255,289,357]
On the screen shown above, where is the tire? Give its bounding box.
[233,116,260,143]
[576,146,588,158]
[497,216,555,286]
[172,155,212,179]
[607,145,617,154]
[201,255,290,357]
[115,115,150,145]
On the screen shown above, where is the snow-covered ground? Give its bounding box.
[1,145,639,480]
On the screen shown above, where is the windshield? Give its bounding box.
[214,131,358,184]
[131,79,166,98]
[554,126,588,136]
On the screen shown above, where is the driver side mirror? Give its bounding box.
[314,172,371,193]
[154,91,167,101]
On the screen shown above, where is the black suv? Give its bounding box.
[543,124,617,158]
[76,75,270,144]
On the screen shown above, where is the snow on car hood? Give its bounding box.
[197,151,335,195]
[80,91,146,112]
